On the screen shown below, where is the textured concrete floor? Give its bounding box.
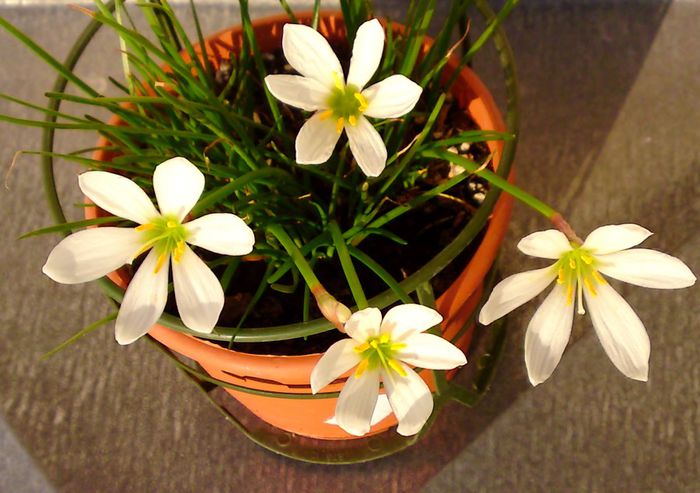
[1,1,698,492]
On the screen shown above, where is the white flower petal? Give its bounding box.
[380,304,443,341]
[479,266,557,325]
[79,171,158,225]
[347,19,385,90]
[282,23,343,88]
[295,112,341,164]
[172,244,223,333]
[264,74,331,111]
[310,339,361,393]
[362,75,422,119]
[597,248,696,289]
[185,213,255,256]
[345,307,382,342]
[42,228,144,284]
[325,394,392,427]
[153,157,204,221]
[397,333,466,369]
[384,365,433,436]
[115,249,169,345]
[517,229,572,259]
[524,284,575,386]
[584,282,650,381]
[335,369,380,436]
[582,224,652,254]
[345,115,387,177]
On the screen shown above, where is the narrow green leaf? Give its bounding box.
[20,216,124,239]
[0,17,98,97]
[42,312,117,359]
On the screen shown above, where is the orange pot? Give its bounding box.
[87,13,514,440]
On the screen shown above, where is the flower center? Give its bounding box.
[353,333,407,378]
[135,214,190,272]
[555,246,607,314]
[322,72,368,133]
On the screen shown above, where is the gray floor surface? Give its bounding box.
[1,1,698,492]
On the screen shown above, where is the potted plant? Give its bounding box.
[1,0,694,464]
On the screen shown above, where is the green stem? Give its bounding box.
[421,148,557,219]
[415,282,448,396]
[327,147,347,219]
[267,224,321,290]
[329,221,368,310]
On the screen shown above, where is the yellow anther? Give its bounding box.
[354,92,368,112]
[370,339,379,349]
[581,254,593,264]
[557,268,565,284]
[154,253,168,274]
[348,115,358,126]
[354,342,370,354]
[566,285,574,306]
[136,223,154,232]
[335,117,344,134]
[318,109,333,121]
[569,258,577,269]
[133,242,153,260]
[332,71,344,90]
[584,277,597,296]
[593,271,607,284]
[166,220,177,229]
[355,358,369,377]
[173,241,186,263]
[388,359,407,377]
[379,333,390,344]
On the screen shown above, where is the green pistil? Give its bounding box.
[554,246,606,313]
[326,83,364,120]
[353,333,407,378]
[322,73,368,133]
[136,214,190,271]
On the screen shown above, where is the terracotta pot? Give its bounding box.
[87,12,514,440]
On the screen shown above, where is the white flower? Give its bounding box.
[42,157,255,345]
[479,224,696,385]
[264,19,422,177]
[311,304,466,436]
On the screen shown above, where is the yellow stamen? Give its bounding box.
[318,109,333,121]
[348,115,358,126]
[335,117,344,134]
[388,359,407,377]
[154,253,168,274]
[566,284,574,305]
[133,242,153,260]
[557,268,565,284]
[569,258,576,269]
[136,223,154,232]
[331,71,344,90]
[584,277,597,296]
[354,92,368,112]
[354,358,369,377]
[173,241,186,263]
[581,253,593,264]
[593,271,607,284]
[390,342,407,352]
[354,342,370,354]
